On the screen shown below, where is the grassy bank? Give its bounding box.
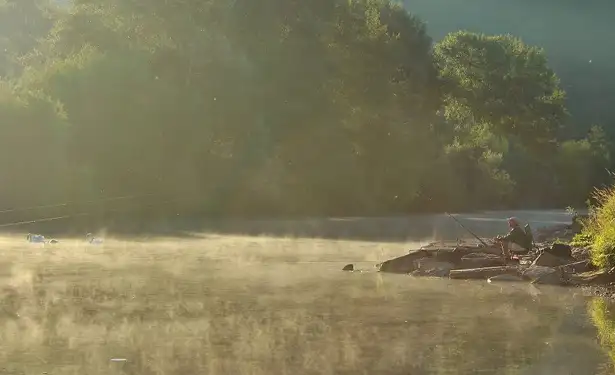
[571,187,615,269]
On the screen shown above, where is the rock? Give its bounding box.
[413,259,454,277]
[449,266,520,280]
[523,265,566,285]
[532,251,569,268]
[561,260,593,274]
[546,243,572,258]
[430,250,464,265]
[342,264,354,271]
[488,274,526,283]
[459,253,505,269]
[378,250,430,274]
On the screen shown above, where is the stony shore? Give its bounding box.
[345,218,615,299]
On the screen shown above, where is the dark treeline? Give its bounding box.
[0,0,611,222]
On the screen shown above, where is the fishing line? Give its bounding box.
[0,199,176,228]
[0,213,92,228]
[0,193,161,214]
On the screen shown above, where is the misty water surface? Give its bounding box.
[201,209,611,374]
[2,210,613,374]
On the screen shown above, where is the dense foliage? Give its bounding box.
[0,0,611,221]
[572,186,615,269]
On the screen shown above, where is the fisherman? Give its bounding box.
[493,217,533,260]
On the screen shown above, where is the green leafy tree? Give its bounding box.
[15,0,444,216]
[434,31,567,151]
[0,0,60,77]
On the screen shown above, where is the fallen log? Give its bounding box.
[459,253,506,269]
[449,266,520,280]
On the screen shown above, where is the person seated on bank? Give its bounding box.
[494,217,532,259]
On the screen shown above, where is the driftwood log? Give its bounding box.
[449,266,521,280]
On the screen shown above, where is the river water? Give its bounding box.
[3,209,614,374]
[189,209,613,374]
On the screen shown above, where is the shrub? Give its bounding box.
[580,186,615,269]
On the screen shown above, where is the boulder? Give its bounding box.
[413,258,454,277]
[523,265,566,285]
[430,250,464,265]
[532,251,569,268]
[562,260,593,274]
[378,250,430,274]
[546,243,572,258]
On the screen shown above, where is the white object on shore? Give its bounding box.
[86,233,104,244]
[110,358,127,362]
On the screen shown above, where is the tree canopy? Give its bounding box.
[0,0,610,223]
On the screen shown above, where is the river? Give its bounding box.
[187,209,612,374]
[3,209,613,374]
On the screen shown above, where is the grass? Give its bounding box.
[0,232,607,374]
[574,186,615,269]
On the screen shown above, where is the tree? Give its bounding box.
[554,125,612,205]
[434,31,568,152]
[0,0,60,77]
[432,31,572,208]
[13,0,445,217]
[0,81,68,214]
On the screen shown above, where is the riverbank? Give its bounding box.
[363,215,615,299]
[536,217,615,300]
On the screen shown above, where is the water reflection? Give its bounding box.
[172,209,582,243]
[323,274,607,374]
[589,298,615,372]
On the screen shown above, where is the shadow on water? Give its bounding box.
[94,209,576,242]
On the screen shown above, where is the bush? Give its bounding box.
[579,186,615,269]
[570,232,593,248]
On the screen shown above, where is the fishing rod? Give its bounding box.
[445,212,490,247]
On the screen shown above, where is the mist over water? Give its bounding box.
[199,209,610,374]
[0,209,610,374]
